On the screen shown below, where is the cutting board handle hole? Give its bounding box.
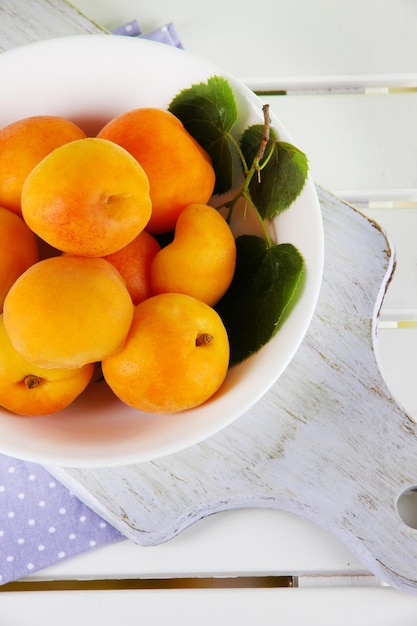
[397,487,417,529]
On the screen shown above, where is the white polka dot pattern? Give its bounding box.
[0,454,122,584]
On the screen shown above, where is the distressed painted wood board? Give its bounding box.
[48,187,417,593]
[0,0,105,52]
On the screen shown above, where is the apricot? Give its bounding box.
[151,203,236,306]
[0,207,39,312]
[0,315,94,416]
[21,137,152,257]
[3,256,134,369]
[0,115,86,216]
[97,108,216,234]
[103,230,161,305]
[101,293,230,413]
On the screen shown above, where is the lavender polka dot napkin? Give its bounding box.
[0,454,123,584]
[0,22,183,585]
[111,19,183,49]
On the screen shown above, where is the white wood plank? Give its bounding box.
[2,587,417,626]
[377,328,417,420]
[263,93,417,195]
[71,0,417,79]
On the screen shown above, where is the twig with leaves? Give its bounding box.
[169,76,308,365]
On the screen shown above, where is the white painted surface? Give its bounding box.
[2,0,417,619]
[3,588,417,626]
[65,0,417,79]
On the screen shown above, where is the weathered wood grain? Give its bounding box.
[48,188,417,593]
[0,0,105,51]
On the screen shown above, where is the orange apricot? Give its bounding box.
[0,207,39,312]
[101,293,230,413]
[0,115,86,216]
[3,256,134,369]
[103,230,161,305]
[21,137,152,257]
[97,108,215,234]
[150,203,236,306]
[0,315,94,416]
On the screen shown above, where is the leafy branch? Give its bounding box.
[168,76,308,365]
[219,104,275,247]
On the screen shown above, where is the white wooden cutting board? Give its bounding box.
[48,186,417,594]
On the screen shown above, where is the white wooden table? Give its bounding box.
[2,0,417,622]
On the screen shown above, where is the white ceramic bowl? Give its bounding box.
[0,34,323,467]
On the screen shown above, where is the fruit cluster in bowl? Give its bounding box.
[0,35,323,467]
[0,107,237,417]
[0,59,312,424]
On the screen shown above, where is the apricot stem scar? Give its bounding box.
[24,375,41,389]
[196,333,213,346]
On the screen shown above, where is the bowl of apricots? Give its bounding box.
[0,35,323,467]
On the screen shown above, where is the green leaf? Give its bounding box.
[240,123,279,166]
[215,235,304,366]
[168,75,238,194]
[240,125,309,219]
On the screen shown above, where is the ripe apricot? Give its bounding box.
[3,256,134,369]
[97,108,216,234]
[0,315,94,416]
[0,207,39,312]
[151,203,236,306]
[21,137,152,257]
[0,115,86,216]
[101,293,230,413]
[103,230,161,305]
